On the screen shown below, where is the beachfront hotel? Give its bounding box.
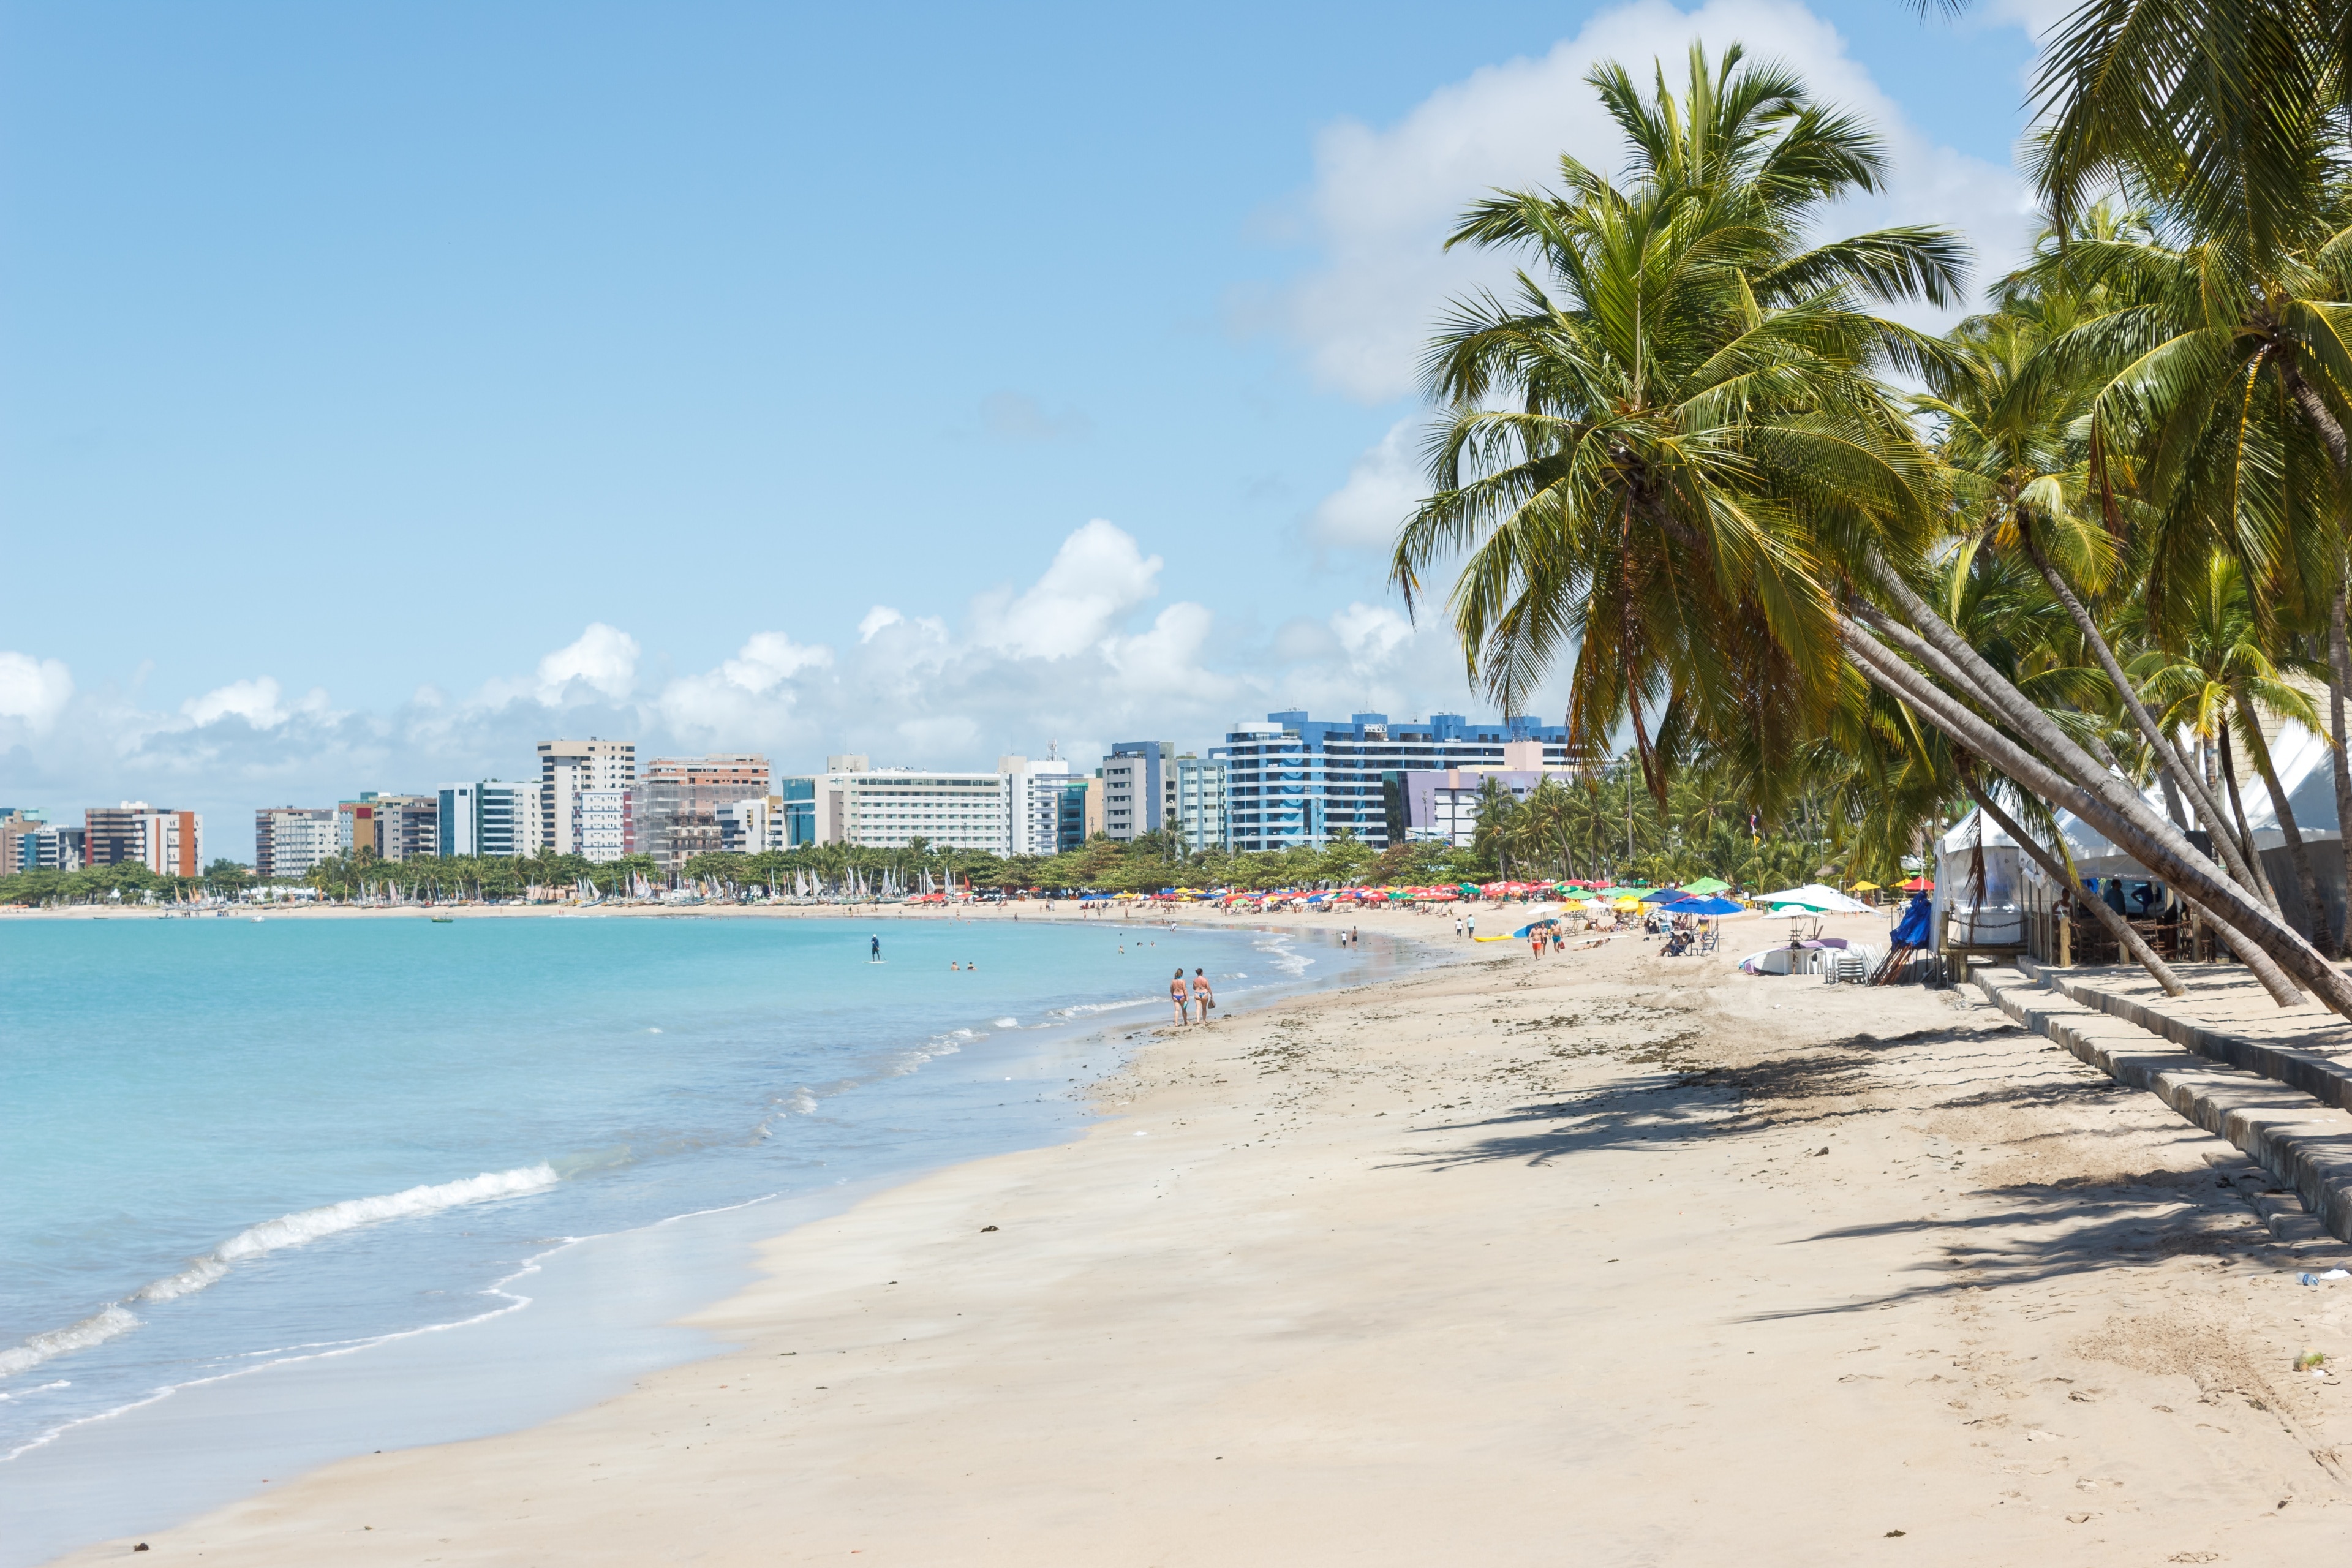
[1213,710,1572,852]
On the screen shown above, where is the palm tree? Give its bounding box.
[1395,43,2352,1013]
[1391,42,1967,818]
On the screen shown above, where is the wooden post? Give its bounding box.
[2058,906,2071,968]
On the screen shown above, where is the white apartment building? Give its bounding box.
[574,787,634,862]
[1000,754,1077,856]
[258,808,337,880]
[539,738,636,856]
[437,781,543,858]
[839,769,1011,850]
[1174,754,1227,853]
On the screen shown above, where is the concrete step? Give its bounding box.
[2018,955,2352,1112]
[1973,965,2352,1257]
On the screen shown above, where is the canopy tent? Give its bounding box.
[1754,883,1871,914]
[1848,880,1880,892]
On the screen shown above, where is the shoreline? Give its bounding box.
[51,912,2352,1562]
[3,915,1431,1566]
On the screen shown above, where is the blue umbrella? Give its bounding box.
[1639,887,1687,903]
[1673,896,1744,915]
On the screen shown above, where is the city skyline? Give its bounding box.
[1,0,2055,855]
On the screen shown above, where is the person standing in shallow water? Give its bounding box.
[1169,968,1190,1026]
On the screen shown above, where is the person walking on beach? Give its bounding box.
[1466,911,1476,940]
[1191,967,1214,1022]
[1169,968,1191,1026]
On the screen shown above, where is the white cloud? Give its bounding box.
[721,632,832,695]
[183,677,290,729]
[1331,603,1417,671]
[1,521,1542,858]
[1279,0,2034,402]
[533,623,640,703]
[0,652,74,733]
[971,519,1163,659]
[1310,417,1425,548]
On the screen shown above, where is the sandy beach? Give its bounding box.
[43,913,2352,1564]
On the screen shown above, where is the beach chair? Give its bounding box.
[1826,949,1869,984]
[1697,926,1719,956]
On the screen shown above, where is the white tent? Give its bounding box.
[1754,883,1871,914]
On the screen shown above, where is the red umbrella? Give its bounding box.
[1899,876,1934,891]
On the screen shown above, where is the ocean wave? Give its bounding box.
[993,1016,1019,1028]
[0,1308,140,1378]
[1046,997,1156,1019]
[0,1164,560,1381]
[1252,935,1312,976]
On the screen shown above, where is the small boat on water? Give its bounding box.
[431,916,455,924]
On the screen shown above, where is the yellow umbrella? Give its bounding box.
[1612,896,1643,911]
[1849,880,1880,892]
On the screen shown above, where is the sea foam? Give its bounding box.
[0,1165,559,1379]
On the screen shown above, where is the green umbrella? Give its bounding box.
[1681,876,1730,895]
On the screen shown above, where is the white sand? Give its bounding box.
[46,918,2352,1563]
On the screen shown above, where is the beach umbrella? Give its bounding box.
[1899,876,1934,892]
[1675,896,1744,915]
[1680,876,1730,895]
[1849,880,1880,892]
[1612,896,1643,911]
[1639,888,1687,903]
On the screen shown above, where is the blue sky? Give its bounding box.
[0,0,2056,853]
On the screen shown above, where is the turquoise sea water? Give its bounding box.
[0,912,1368,1542]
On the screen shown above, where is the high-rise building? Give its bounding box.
[140,809,203,877]
[1053,777,1098,851]
[573,788,634,862]
[1,810,46,874]
[19,824,83,872]
[1000,755,1078,857]
[337,797,382,859]
[80,802,202,876]
[1174,754,1229,853]
[1102,742,1177,842]
[370,795,440,862]
[435,782,542,858]
[1214,712,1572,851]
[83,804,150,869]
[638,755,769,872]
[254,807,337,880]
[538,739,637,856]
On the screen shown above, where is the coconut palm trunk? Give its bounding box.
[2237,690,2324,941]
[1847,549,2352,1009]
[1961,774,2186,995]
[1838,617,2313,1006]
[2015,527,2269,899]
[2329,582,2352,954]
[2217,726,2283,918]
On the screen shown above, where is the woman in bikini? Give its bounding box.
[1191,968,1214,1022]
[1169,968,1191,1026]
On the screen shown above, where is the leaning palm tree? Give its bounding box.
[1395,43,2352,1014]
